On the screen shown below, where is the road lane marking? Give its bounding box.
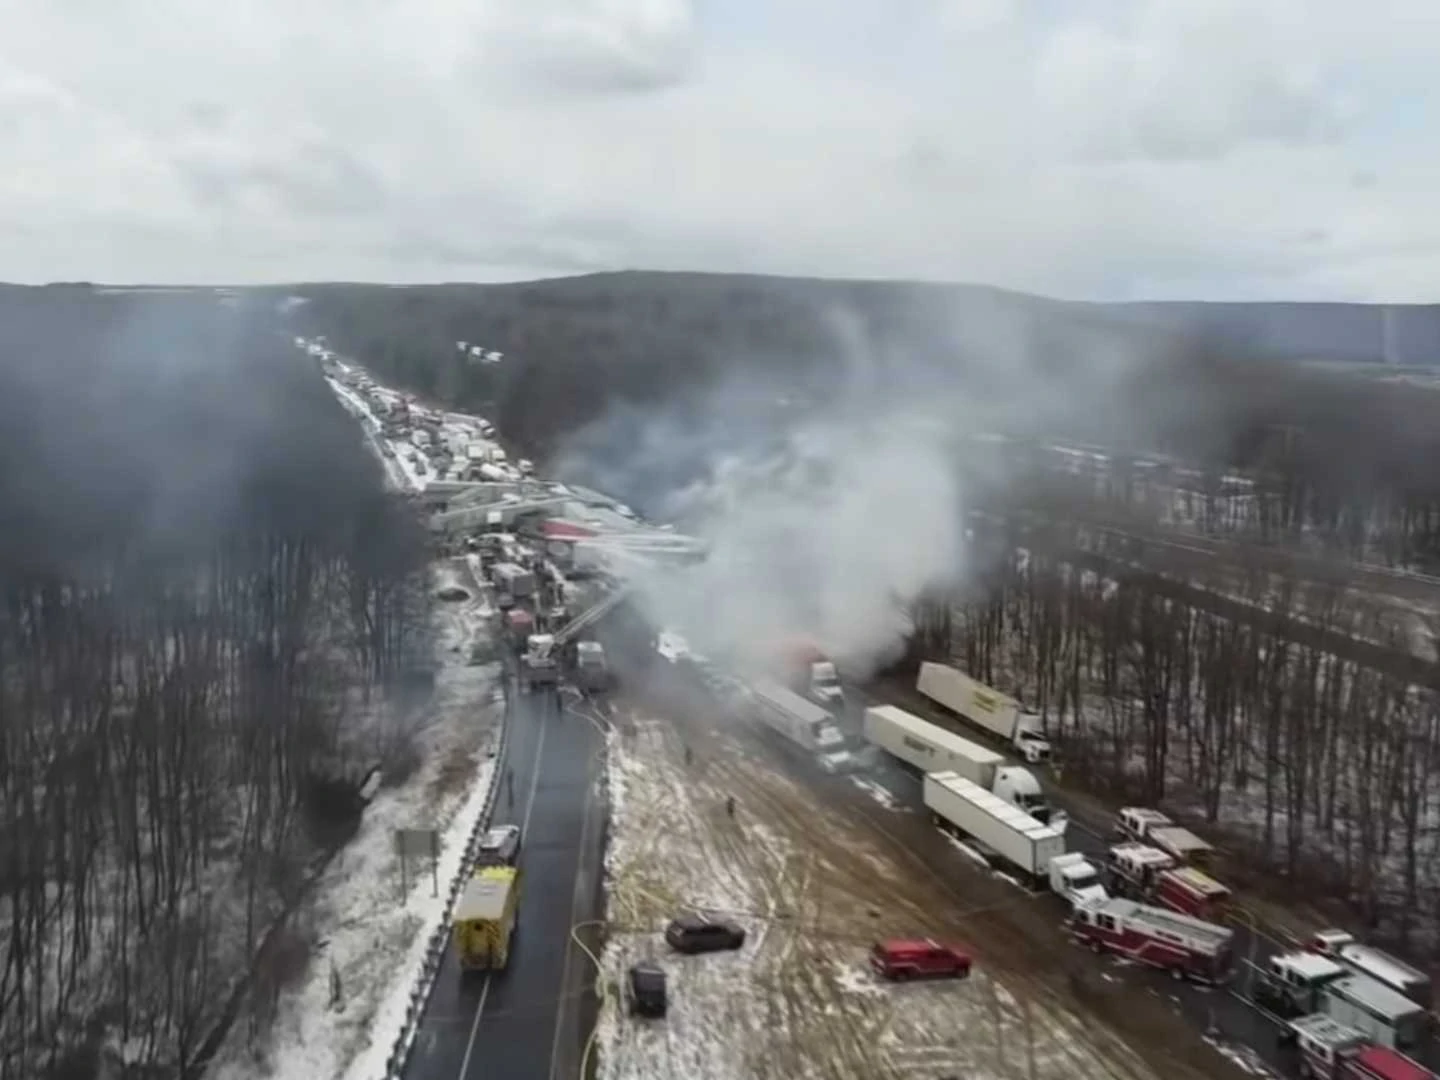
[455,976,492,1080]
[547,726,601,1080]
[519,694,551,842]
[457,689,550,1079]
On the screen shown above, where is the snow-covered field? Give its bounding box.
[593,715,1165,1080]
[210,561,503,1080]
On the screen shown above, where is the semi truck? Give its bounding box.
[750,678,857,772]
[916,662,1052,764]
[922,770,1081,891]
[864,704,1062,827]
[453,866,521,971]
[774,639,845,712]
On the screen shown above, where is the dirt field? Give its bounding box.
[593,701,1254,1080]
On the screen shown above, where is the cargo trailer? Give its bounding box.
[864,705,1059,825]
[750,678,856,772]
[917,662,1051,763]
[922,770,1065,887]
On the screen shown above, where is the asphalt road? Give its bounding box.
[404,668,605,1080]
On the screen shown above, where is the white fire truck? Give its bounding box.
[1071,897,1234,983]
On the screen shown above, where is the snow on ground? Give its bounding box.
[594,715,1163,1080]
[211,560,503,1080]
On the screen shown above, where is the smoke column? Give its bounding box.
[552,294,1187,674]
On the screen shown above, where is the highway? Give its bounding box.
[403,667,606,1080]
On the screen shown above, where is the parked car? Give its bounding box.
[869,939,973,982]
[476,825,521,867]
[627,962,668,1018]
[664,914,746,955]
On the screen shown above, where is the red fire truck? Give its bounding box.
[1071,897,1234,984]
[1108,844,1231,920]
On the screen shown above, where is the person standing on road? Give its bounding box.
[506,767,515,807]
[725,795,735,819]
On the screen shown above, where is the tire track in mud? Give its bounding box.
[663,707,1223,1080]
[704,749,1129,1080]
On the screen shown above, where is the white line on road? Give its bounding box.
[547,726,601,1080]
[455,977,492,1080]
[519,696,551,842]
[457,690,550,1080]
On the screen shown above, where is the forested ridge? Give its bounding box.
[0,290,427,1078]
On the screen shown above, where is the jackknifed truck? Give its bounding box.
[453,865,521,971]
[922,770,1102,902]
[866,704,1063,827]
[917,661,1052,764]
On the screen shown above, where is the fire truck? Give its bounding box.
[1108,843,1231,919]
[1291,1015,1436,1080]
[1071,897,1234,983]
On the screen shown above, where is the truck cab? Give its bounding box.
[521,634,559,689]
[1257,951,1348,1019]
[1013,710,1052,764]
[807,659,845,711]
[1291,1014,1367,1079]
[994,767,1066,830]
[1108,842,1176,897]
[1048,852,1108,908]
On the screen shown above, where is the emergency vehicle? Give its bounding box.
[1071,897,1234,983]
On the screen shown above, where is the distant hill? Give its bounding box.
[1087,300,1440,366]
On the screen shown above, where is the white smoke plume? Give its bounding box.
[553,294,1178,676]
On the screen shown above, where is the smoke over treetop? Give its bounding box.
[550,292,1214,675]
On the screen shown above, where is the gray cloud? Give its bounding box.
[0,0,1437,297]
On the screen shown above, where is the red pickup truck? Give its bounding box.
[870,939,973,981]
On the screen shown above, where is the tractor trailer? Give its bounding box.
[922,770,1098,896]
[866,705,1063,828]
[917,662,1052,764]
[750,678,856,773]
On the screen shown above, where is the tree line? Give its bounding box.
[0,292,428,1079]
[912,516,1440,955]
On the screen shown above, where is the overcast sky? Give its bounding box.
[1,0,1437,299]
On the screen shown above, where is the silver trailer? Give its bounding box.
[923,770,1065,885]
[749,678,854,771]
[1321,975,1426,1053]
[491,561,535,599]
[865,704,1002,779]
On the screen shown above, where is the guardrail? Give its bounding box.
[377,679,514,1080]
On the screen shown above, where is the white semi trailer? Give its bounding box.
[923,771,1073,890]
[917,662,1052,764]
[750,678,856,773]
[865,705,1063,828]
